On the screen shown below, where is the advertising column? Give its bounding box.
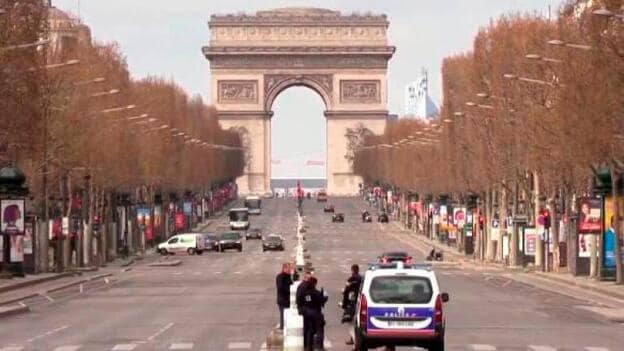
[578,197,602,276]
[602,196,623,280]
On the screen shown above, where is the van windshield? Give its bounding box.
[369,276,433,304]
[244,199,261,209]
[229,210,248,222]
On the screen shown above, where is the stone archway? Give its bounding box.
[203,7,395,195]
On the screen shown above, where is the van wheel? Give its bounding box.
[428,336,444,351]
[196,250,203,255]
[238,247,242,252]
[187,248,195,255]
[159,249,168,256]
[355,330,369,351]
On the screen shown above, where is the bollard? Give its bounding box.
[283,308,304,351]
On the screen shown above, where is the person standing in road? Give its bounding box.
[301,276,328,351]
[296,271,313,349]
[276,263,294,329]
[342,264,362,346]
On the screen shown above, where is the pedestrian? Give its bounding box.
[343,265,362,345]
[296,271,313,349]
[300,276,328,351]
[276,263,293,329]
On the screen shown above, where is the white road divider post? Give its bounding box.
[284,281,303,351]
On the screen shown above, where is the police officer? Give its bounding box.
[341,264,362,322]
[276,263,293,329]
[296,271,312,348]
[300,276,327,351]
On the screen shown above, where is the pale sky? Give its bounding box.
[54,0,562,178]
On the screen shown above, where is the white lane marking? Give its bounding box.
[470,345,497,351]
[214,271,222,274]
[27,325,68,343]
[146,322,174,341]
[53,346,82,351]
[192,272,202,276]
[169,343,194,350]
[233,271,242,274]
[529,346,557,351]
[585,348,610,351]
[172,272,183,275]
[228,342,251,349]
[111,345,137,351]
[0,347,24,351]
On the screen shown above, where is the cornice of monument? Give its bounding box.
[203,45,396,57]
[209,7,389,27]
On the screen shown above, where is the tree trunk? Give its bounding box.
[510,180,520,266]
[500,184,507,263]
[486,189,495,261]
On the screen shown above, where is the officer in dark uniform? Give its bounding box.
[300,276,328,351]
[341,264,362,323]
[296,272,312,348]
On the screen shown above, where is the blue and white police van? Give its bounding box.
[354,261,449,351]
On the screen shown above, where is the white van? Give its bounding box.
[158,233,205,255]
[244,195,262,215]
[229,208,250,230]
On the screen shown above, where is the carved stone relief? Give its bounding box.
[218,80,258,103]
[340,80,380,103]
[211,26,386,43]
[264,74,333,97]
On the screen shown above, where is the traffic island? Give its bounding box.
[0,304,29,319]
[148,259,182,267]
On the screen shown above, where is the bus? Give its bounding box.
[229,208,250,230]
[244,195,262,215]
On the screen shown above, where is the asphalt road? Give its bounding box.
[0,197,623,351]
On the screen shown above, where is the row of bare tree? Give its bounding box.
[1,1,244,212]
[1,1,244,271]
[353,0,624,282]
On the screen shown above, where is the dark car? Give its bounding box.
[218,232,243,252]
[262,234,285,252]
[317,190,328,202]
[246,228,262,240]
[377,212,389,223]
[332,213,345,223]
[202,233,219,251]
[379,251,412,264]
[323,204,335,213]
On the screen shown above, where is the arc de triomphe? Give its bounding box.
[203,7,395,195]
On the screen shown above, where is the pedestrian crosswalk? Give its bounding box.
[0,343,617,351]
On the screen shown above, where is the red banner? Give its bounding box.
[175,212,185,230]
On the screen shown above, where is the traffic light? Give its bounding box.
[542,210,551,230]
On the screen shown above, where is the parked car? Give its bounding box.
[201,233,219,251]
[262,234,285,252]
[317,190,328,202]
[332,213,345,223]
[218,232,243,252]
[354,262,449,351]
[158,233,205,255]
[379,251,412,264]
[246,228,263,240]
[323,204,335,213]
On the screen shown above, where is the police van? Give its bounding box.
[354,262,449,351]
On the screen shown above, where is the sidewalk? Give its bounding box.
[388,218,624,302]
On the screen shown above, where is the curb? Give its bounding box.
[0,272,79,294]
[0,304,29,319]
[148,260,182,267]
[534,272,624,301]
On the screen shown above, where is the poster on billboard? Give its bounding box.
[137,207,153,241]
[154,205,162,229]
[183,202,193,216]
[578,233,597,258]
[578,197,602,234]
[523,227,537,256]
[10,235,24,262]
[453,208,466,227]
[1,199,25,235]
[23,222,33,254]
[603,196,624,269]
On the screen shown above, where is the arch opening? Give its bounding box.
[270,86,327,192]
